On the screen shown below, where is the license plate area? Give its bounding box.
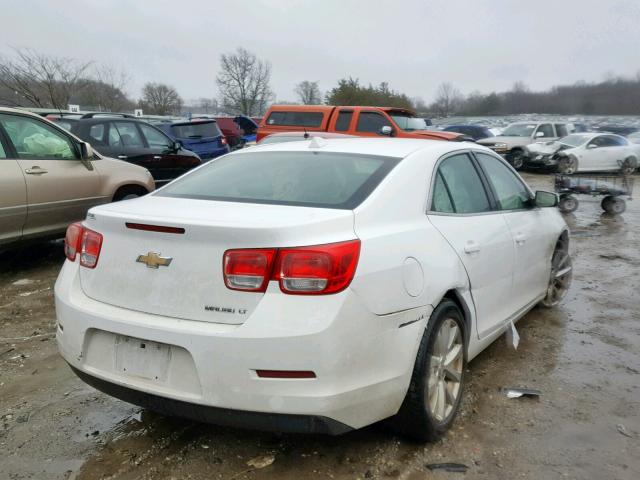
[115,335,171,381]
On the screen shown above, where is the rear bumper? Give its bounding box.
[55,260,429,432]
[70,365,352,434]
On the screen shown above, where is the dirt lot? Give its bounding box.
[1,173,639,480]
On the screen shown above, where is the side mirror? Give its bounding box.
[172,141,181,152]
[587,143,598,149]
[379,125,393,136]
[79,142,94,170]
[535,131,545,138]
[534,190,558,208]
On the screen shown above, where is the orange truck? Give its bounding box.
[257,105,467,142]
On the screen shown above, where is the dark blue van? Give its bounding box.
[158,119,229,161]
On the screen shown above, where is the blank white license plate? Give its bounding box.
[115,335,171,381]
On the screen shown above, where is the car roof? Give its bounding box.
[235,137,479,159]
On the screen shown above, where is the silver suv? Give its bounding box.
[477,122,569,170]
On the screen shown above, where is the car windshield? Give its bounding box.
[157,151,400,209]
[171,122,221,139]
[559,134,590,147]
[389,114,427,132]
[502,124,537,137]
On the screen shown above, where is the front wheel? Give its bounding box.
[620,157,637,175]
[557,156,578,174]
[602,196,626,215]
[558,194,579,213]
[508,150,525,170]
[392,300,466,442]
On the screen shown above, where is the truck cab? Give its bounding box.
[258,105,467,142]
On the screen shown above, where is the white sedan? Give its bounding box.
[525,133,638,174]
[55,138,571,441]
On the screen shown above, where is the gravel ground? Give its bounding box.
[1,173,638,480]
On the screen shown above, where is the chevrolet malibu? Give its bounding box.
[55,138,572,441]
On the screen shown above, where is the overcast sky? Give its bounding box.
[3,0,639,103]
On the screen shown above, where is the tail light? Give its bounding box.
[64,222,103,269]
[64,222,83,261]
[224,249,276,291]
[223,240,360,295]
[221,137,228,146]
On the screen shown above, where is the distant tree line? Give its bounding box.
[3,46,640,117]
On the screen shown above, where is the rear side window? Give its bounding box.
[266,111,324,127]
[158,151,400,209]
[536,124,554,138]
[89,124,106,145]
[475,153,531,210]
[335,111,353,131]
[431,172,455,213]
[432,153,490,214]
[356,112,391,133]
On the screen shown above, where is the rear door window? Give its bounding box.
[170,122,221,139]
[89,124,106,145]
[335,111,353,131]
[266,111,324,127]
[554,124,568,137]
[356,112,391,133]
[432,153,491,214]
[157,151,400,209]
[536,124,554,138]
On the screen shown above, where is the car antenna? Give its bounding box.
[303,128,309,139]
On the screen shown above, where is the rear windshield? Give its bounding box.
[171,122,221,139]
[157,151,400,209]
[266,111,324,127]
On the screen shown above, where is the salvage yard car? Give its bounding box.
[71,114,202,187]
[0,107,154,248]
[525,133,638,174]
[56,138,571,441]
[258,105,472,143]
[477,121,569,169]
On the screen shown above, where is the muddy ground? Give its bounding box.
[1,173,639,480]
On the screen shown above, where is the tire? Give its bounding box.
[601,196,613,211]
[508,150,525,170]
[557,155,578,174]
[113,185,148,202]
[540,235,572,308]
[558,195,578,213]
[621,157,637,175]
[603,197,626,215]
[392,300,466,442]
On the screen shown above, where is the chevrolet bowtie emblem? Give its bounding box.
[136,252,172,269]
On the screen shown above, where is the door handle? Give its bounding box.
[463,241,481,254]
[153,155,162,160]
[25,167,48,175]
[514,233,527,245]
[117,155,128,160]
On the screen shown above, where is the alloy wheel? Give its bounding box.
[427,318,463,422]
[541,241,572,307]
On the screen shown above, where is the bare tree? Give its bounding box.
[433,82,463,117]
[76,64,133,111]
[0,47,92,109]
[197,97,218,113]
[139,82,183,115]
[294,80,322,104]
[216,47,274,115]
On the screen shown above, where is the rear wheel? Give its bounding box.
[558,194,578,213]
[602,196,626,215]
[540,235,572,308]
[392,300,466,442]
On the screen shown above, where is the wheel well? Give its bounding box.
[113,184,149,201]
[441,289,472,347]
